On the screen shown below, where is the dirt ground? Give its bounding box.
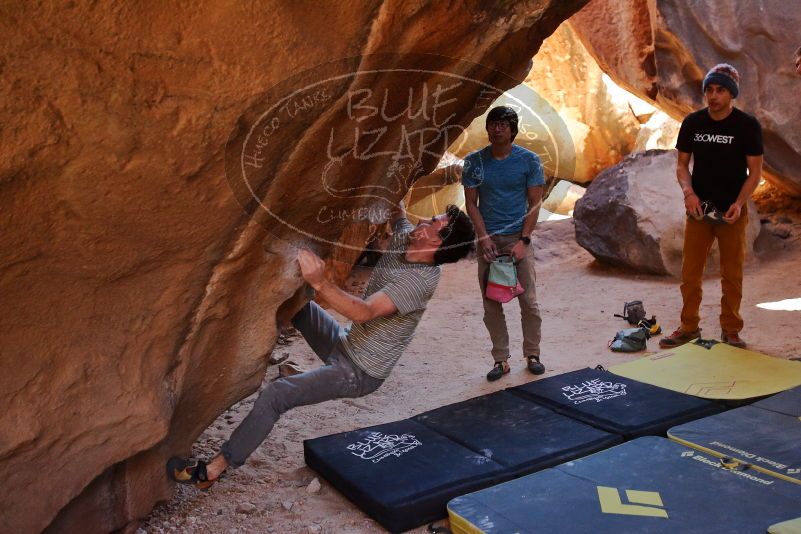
[142,209,801,534]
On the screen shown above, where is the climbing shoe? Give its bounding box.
[638,316,662,336]
[166,457,215,490]
[486,360,510,382]
[526,355,545,375]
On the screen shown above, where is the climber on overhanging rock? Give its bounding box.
[660,63,764,351]
[167,201,475,489]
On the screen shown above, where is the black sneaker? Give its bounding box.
[526,355,545,375]
[486,360,510,382]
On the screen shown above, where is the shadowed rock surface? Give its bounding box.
[404,152,465,224]
[574,150,760,276]
[571,0,801,195]
[0,1,588,532]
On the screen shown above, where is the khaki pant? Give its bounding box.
[679,211,748,334]
[477,234,542,363]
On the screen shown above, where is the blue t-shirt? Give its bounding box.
[461,145,545,235]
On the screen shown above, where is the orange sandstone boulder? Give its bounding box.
[0,2,588,532]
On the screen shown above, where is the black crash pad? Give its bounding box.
[413,390,621,477]
[304,418,505,533]
[305,390,627,532]
[754,385,801,417]
[509,367,723,438]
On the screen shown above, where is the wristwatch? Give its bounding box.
[519,235,531,245]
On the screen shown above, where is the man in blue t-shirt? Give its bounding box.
[462,106,547,381]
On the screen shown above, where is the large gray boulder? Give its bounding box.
[574,150,760,276]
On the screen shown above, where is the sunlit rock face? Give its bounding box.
[634,111,682,153]
[0,1,589,532]
[574,150,760,277]
[542,180,586,216]
[450,22,645,183]
[571,0,801,196]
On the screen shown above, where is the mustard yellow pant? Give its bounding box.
[679,211,748,334]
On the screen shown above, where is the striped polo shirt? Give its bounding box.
[341,218,441,379]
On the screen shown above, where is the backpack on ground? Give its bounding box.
[609,326,650,352]
[614,300,646,325]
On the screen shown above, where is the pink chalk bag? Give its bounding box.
[485,254,524,303]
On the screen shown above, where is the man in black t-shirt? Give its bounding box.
[660,63,764,350]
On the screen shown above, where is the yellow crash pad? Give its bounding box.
[609,341,801,400]
[769,517,801,534]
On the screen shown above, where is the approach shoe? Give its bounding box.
[658,328,701,349]
[526,355,545,375]
[486,360,510,382]
[721,331,747,349]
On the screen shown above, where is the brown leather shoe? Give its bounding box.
[721,331,747,349]
[659,328,701,349]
